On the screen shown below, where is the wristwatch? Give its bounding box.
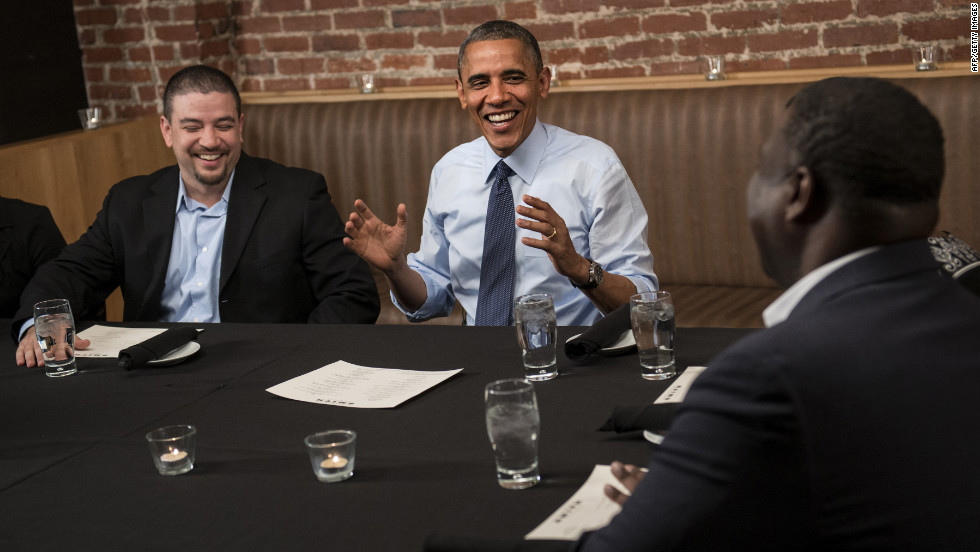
[572,259,604,289]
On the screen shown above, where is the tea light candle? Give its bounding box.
[320,454,348,469]
[160,449,188,463]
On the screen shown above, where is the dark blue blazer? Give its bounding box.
[576,240,980,551]
[0,197,66,318]
[10,153,379,337]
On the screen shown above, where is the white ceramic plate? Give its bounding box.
[146,341,201,367]
[643,430,665,445]
[565,330,636,355]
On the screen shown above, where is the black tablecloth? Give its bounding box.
[0,320,750,551]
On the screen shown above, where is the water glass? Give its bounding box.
[145,425,197,476]
[630,290,677,380]
[914,45,937,71]
[485,379,541,489]
[305,430,356,482]
[33,299,78,377]
[78,107,102,130]
[514,294,558,381]
[360,74,377,94]
[704,55,726,81]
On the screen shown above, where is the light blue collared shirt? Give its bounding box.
[397,120,657,326]
[158,172,234,323]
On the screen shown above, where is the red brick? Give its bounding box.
[434,53,458,71]
[138,85,158,102]
[943,44,969,61]
[116,104,160,120]
[278,57,326,75]
[155,24,199,42]
[445,5,499,26]
[239,78,262,92]
[547,46,609,65]
[83,46,125,63]
[311,0,358,8]
[504,1,537,20]
[678,35,746,56]
[78,28,96,46]
[857,0,934,17]
[313,77,355,89]
[405,76,456,87]
[262,0,305,12]
[243,58,275,75]
[200,40,231,58]
[104,27,145,44]
[235,38,263,55]
[131,45,174,62]
[283,14,333,32]
[264,78,310,91]
[157,66,185,85]
[180,43,201,59]
[728,57,787,72]
[648,59,703,76]
[582,65,646,79]
[523,22,576,42]
[335,10,386,29]
[312,34,361,52]
[264,36,311,52]
[641,13,708,34]
[610,38,674,60]
[392,9,441,28]
[866,48,914,65]
[84,66,105,83]
[781,1,853,24]
[90,84,135,100]
[605,0,666,8]
[823,23,898,48]
[195,2,231,20]
[580,16,641,39]
[74,0,96,6]
[363,0,409,6]
[365,31,415,50]
[75,7,117,26]
[788,53,863,69]
[99,0,140,5]
[671,0,737,6]
[711,8,779,30]
[142,6,172,22]
[325,57,378,72]
[381,54,429,70]
[122,7,144,24]
[902,16,969,41]
[418,30,469,48]
[748,29,818,52]
[540,0,601,14]
[237,16,281,35]
[110,67,152,82]
[154,45,176,61]
[128,46,152,62]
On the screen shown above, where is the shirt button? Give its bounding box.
[197,282,203,287]
[202,247,208,253]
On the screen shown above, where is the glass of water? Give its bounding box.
[485,378,541,489]
[630,290,676,380]
[33,299,78,377]
[514,293,558,381]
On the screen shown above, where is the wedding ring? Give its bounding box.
[546,226,557,239]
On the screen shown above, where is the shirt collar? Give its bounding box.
[176,170,235,214]
[482,119,545,185]
[762,246,881,327]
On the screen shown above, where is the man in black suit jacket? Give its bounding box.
[426,79,980,551]
[0,196,66,317]
[13,65,379,367]
[573,78,980,551]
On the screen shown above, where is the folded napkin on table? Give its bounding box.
[118,327,200,370]
[599,403,681,433]
[564,302,632,362]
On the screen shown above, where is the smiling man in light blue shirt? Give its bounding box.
[344,21,656,326]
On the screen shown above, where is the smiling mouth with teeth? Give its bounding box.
[486,112,517,124]
[196,153,222,161]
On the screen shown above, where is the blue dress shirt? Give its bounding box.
[397,121,657,326]
[158,173,234,323]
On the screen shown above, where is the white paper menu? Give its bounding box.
[525,464,630,540]
[73,325,168,358]
[266,360,462,408]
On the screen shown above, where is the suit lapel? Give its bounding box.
[141,167,181,316]
[220,153,266,292]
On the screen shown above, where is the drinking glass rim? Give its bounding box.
[485,378,535,396]
[145,424,196,442]
[631,290,670,303]
[305,429,356,447]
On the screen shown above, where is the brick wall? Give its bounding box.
[73,0,973,124]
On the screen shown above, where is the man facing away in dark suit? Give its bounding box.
[426,78,980,551]
[13,65,380,368]
[0,196,66,318]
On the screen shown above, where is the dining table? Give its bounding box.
[0,319,752,551]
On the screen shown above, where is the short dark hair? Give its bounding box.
[783,77,944,216]
[163,65,241,121]
[457,20,543,79]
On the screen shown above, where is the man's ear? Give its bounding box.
[785,166,824,224]
[455,78,466,110]
[160,115,173,148]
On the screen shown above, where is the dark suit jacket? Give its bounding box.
[11,153,379,336]
[575,241,980,551]
[0,197,66,318]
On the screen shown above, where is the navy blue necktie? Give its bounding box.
[475,161,516,326]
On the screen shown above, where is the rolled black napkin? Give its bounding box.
[564,302,632,362]
[423,534,570,552]
[118,327,200,370]
[599,403,680,433]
